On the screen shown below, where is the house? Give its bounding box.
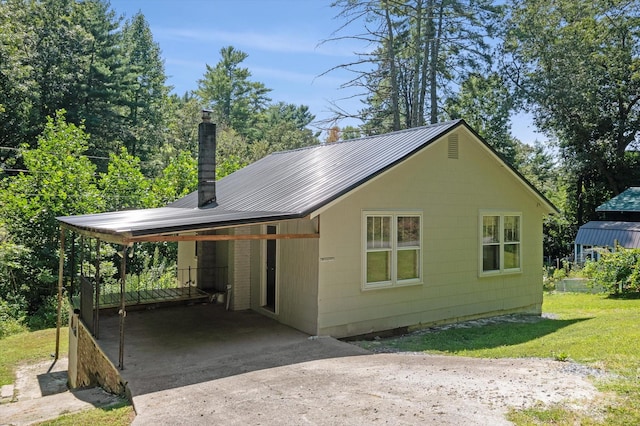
[56,116,556,389]
[574,187,640,262]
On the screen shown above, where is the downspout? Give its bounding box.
[55,228,65,360]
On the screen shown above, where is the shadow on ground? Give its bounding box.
[356,316,592,353]
[94,303,369,397]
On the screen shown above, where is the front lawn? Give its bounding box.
[0,328,68,386]
[356,292,640,425]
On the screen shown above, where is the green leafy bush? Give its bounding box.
[27,294,70,331]
[582,248,640,296]
[0,298,27,338]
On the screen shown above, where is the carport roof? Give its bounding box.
[57,119,556,243]
[575,221,640,248]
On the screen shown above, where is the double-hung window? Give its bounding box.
[480,212,521,275]
[364,211,422,289]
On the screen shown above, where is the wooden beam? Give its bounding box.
[59,224,131,245]
[125,233,320,243]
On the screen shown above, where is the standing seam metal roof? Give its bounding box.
[575,221,640,248]
[57,119,555,239]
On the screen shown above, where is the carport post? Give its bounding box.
[118,245,128,370]
[94,238,101,339]
[55,228,65,360]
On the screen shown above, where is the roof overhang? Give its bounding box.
[57,207,308,244]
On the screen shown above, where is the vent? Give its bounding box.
[448,134,459,159]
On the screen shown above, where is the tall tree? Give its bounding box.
[251,102,319,159]
[196,46,271,141]
[327,0,501,133]
[120,12,169,169]
[99,147,150,210]
[0,1,171,171]
[0,111,102,311]
[443,72,517,163]
[505,0,640,225]
[0,0,35,159]
[60,0,125,159]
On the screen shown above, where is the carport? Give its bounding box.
[54,113,321,393]
[94,303,368,400]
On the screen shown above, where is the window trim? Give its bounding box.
[362,210,423,290]
[479,211,522,277]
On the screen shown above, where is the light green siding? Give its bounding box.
[248,219,319,335]
[316,128,548,337]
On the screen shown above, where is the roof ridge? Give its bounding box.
[271,119,464,156]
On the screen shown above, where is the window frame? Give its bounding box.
[479,211,522,276]
[362,211,423,290]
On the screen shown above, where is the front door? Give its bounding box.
[264,225,277,312]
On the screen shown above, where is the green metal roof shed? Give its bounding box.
[597,187,640,212]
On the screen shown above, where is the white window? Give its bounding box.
[480,212,521,275]
[363,211,422,289]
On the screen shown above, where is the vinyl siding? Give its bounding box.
[317,128,546,337]
[248,219,319,335]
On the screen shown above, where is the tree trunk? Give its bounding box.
[383,1,400,131]
[410,0,423,127]
[419,0,434,126]
[429,1,444,124]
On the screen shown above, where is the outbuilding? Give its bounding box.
[575,187,640,262]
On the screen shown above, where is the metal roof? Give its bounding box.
[170,120,465,212]
[575,221,640,248]
[57,119,556,242]
[596,187,640,212]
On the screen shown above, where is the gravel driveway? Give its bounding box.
[131,349,601,425]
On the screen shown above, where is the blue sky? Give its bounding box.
[108,0,544,144]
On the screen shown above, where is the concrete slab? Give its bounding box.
[0,384,14,400]
[95,303,369,413]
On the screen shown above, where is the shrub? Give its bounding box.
[27,294,70,331]
[582,248,640,296]
[0,298,27,339]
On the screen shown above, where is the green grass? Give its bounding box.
[35,401,134,426]
[357,292,640,425]
[0,327,69,386]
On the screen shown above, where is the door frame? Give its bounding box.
[261,224,279,313]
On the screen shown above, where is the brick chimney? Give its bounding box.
[198,109,216,207]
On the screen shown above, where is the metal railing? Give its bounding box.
[72,266,229,309]
[177,266,228,293]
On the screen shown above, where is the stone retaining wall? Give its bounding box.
[70,313,126,396]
